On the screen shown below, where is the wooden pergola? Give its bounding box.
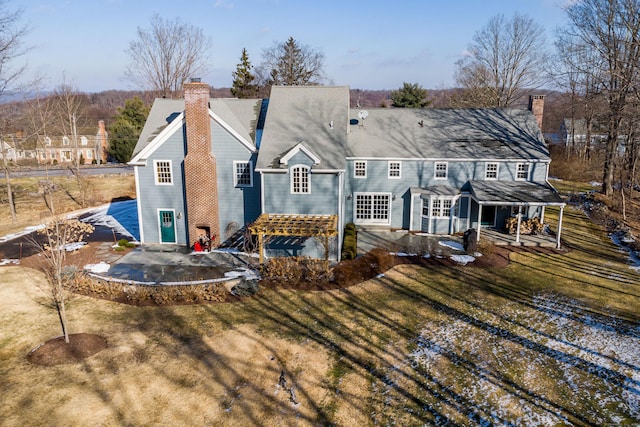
[248,214,339,264]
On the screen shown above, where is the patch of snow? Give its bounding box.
[84,261,110,274]
[438,240,464,251]
[610,233,640,271]
[450,254,475,265]
[376,273,385,278]
[392,252,418,257]
[423,254,431,259]
[408,294,640,424]
[0,223,45,243]
[473,252,483,257]
[0,258,20,266]
[590,181,602,187]
[64,242,87,252]
[224,268,260,281]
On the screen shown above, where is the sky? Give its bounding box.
[19,0,571,93]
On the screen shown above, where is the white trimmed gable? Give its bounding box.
[279,142,321,166]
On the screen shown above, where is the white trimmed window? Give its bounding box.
[485,162,498,180]
[234,161,253,187]
[425,198,455,218]
[354,193,391,224]
[154,160,173,185]
[516,163,530,180]
[291,165,310,194]
[86,150,93,159]
[80,136,88,146]
[434,162,448,179]
[62,136,70,146]
[354,161,367,178]
[388,161,401,179]
[45,137,51,146]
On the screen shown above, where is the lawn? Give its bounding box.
[0,205,639,425]
[0,173,136,238]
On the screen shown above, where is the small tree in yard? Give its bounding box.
[32,218,94,343]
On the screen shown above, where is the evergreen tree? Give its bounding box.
[390,82,431,108]
[231,48,258,98]
[260,37,325,87]
[108,97,149,163]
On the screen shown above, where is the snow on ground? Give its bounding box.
[84,261,110,274]
[0,224,44,243]
[408,294,640,424]
[438,240,464,251]
[0,259,19,266]
[63,242,87,252]
[450,254,475,265]
[81,199,139,241]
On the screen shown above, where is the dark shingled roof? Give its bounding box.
[469,181,565,206]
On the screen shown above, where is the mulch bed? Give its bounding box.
[27,333,108,366]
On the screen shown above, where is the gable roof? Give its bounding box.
[131,97,262,163]
[255,86,350,171]
[347,108,550,161]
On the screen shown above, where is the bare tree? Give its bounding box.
[31,218,94,343]
[258,37,325,90]
[559,0,640,196]
[551,32,607,160]
[51,77,90,207]
[0,1,31,223]
[124,13,212,98]
[453,13,548,108]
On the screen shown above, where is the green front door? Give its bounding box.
[159,210,176,243]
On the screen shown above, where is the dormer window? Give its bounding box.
[434,162,448,179]
[62,136,70,146]
[45,137,51,146]
[80,136,88,146]
[516,163,530,180]
[291,165,310,194]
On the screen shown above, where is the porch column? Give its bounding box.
[556,205,564,249]
[516,205,522,244]
[476,204,482,242]
[428,196,433,234]
[540,206,546,224]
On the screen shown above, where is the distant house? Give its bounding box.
[559,118,628,156]
[559,118,608,147]
[0,133,37,163]
[35,120,109,165]
[131,81,565,260]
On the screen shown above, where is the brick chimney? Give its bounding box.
[96,120,108,163]
[528,95,544,130]
[183,79,220,248]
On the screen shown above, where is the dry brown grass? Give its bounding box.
[0,174,135,237]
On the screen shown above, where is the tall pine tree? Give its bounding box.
[231,48,258,98]
[108,97,149,163]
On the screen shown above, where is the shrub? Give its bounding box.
[117,238,135,248]
[342,223,357,260]
[342,235,357,260]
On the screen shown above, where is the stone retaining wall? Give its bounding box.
[76,274,239,305]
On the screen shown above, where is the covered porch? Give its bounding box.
[468,181,566,249]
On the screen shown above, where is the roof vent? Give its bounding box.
[190,77,202,83]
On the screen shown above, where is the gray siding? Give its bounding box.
[138,118,261,245]
[210,120,261,242]
[137,131,188,244]
[345,158,550,233]
[262,170,340,215]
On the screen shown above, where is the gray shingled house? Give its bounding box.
[130,81,565,260]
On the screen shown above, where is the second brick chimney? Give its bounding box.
[183,79,220,248]
[528,95,544,131]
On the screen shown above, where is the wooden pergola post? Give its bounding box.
[249,214,339,264]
